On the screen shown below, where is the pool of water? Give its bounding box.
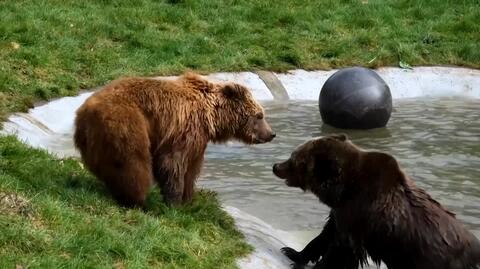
[200,97,480,237]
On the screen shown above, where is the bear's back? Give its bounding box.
[75,75,218,150]
[364,185,480,269]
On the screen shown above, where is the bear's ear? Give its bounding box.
[221,83,245,100]
[330,133,348,141]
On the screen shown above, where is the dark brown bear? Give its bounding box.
[273,134,480,269]
[74,72,275,207]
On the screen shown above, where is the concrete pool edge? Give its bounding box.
[187,66,480,101]
[1,65,479,269]
[18,66,479,107]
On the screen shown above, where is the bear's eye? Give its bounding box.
[256,113,264,120]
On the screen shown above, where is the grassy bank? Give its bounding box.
[1,0,479,119]
[0,136,250,268]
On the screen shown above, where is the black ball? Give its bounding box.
[319,67,392,129]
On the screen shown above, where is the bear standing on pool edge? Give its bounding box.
[74,72,275,207]
[273,134,480,269]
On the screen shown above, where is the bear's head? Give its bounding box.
[213,83,275,144]
[273,134,404,208]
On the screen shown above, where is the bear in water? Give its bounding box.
[273,134,480,269]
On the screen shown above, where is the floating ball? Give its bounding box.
[319,67,392,129]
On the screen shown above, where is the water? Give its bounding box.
[200,97,480,236]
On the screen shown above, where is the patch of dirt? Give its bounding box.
[0,191,35,218]
[113,262,125,269]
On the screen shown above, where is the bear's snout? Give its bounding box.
[272,163,279,175]
[273,161,301,188]
[272,162,288,179]
[253,117,275,144]
[255,129,275,143]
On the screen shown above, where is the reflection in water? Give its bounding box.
[200,97,480,236]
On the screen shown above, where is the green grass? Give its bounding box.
[0,136,251,268]
[1,0,480,119]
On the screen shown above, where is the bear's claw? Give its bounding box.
[281,247,306,264]
[290,263,306,269]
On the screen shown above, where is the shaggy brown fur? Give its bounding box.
[273,134,480,269]
[74,72,275,207]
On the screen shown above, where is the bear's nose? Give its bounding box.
[271,133,276,138]
[272,163,278,173]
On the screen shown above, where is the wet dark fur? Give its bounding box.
[273,134,480,269]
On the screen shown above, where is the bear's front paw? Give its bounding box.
[290,263,306,269]
[281,247,307,265]
[162,196,184,208]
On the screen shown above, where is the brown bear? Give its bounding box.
[74,72,275,207]
[273,134,480,269]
